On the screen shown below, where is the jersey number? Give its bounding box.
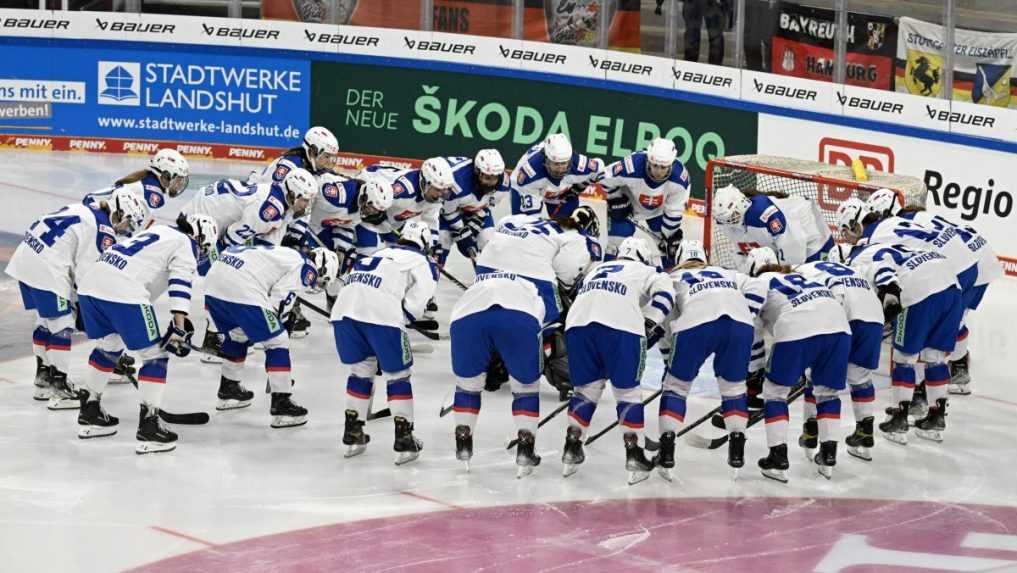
[588,264,624,281]
[113,232,159,256]
[680,269,724,285]
[30,211,81,248]
[353,256,383,272]
[771,274,823,297]
[814,261,853,276]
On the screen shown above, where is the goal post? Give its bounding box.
[702,154,928,270]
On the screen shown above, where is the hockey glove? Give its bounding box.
[877,282,903,324]
[607,194,633,221]
[114,354,137,378]
[661,229,684,263]
[645,319,666,348]
[162,315,195,357]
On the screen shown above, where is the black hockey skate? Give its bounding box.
[915,398,947,443]
[948,355,971,395]
[108,354,136,385]
[47,369,80,411]
[798,418,818,460]
[455,425,473,469]
[758,444,790,483]
[136,404,177,454]
[561,425,585,478]
[845,417,875,461]
[624,433,654,485]
[32,357,52,401]
[814,440,837,479]
[286,305,311,339]
[909,382,929,419]
[728,432,747,476]
[77,389,118,439]
[216,377,254,411]
[652,431,676,481]
[200,328,224,364]
[514,429,541,478]
[270,393,308,428]
[342,409,370,458]
[879,401,911,445]
[393,416,423,466]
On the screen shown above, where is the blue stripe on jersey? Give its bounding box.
[652,291,674,306]
[168,278,192,288]
[744,293,765,303]
[651,300,670,316]
[168,290,191,300]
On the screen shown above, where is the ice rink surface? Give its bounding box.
[1,151,1016,572]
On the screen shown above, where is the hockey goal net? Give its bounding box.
[703,154,928,270]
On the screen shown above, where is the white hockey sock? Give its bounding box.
[139,381,165,410]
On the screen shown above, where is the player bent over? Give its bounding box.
[5,189,148,406]
[204,245,339,427]
[562,237,674,485]
[332,221,437,465]
[661,240,759,478]
[751,247,851,481]
[75,214,217,454]
[449,272,546,476]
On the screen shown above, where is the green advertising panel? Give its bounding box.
[312,61,758,199]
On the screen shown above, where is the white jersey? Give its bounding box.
[330,246,437,328]
[181,179,291,247]
[796,261,883,325]
[510,143,603,215]
[246,150,310,187]
[83,172,167,215]
[668,265,759,333]
[205,245,306,311]
[718,194,832,268]
[566,259,674,335]
[754,271,850,344]
[5,203,117,301]
[451,271,545,324]
[475,214,598,287]
[863,216,979,280]
[77,224,197,314]
[359,165,441,236]
[900,211,1001,287]
[600,151,690,239]
[848,243,958,308]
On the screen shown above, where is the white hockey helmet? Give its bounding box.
[616,237,655,265]
[183,213,219,258]
[306,247,341,290]
[712,185,751,226]
[420,157,455,203]
[825,242,853,265]
[745,246,778,276]
[109,187,150,237]
[148,149,190,197]
[676,239,708,266]
[474,149,505,176]
[543,133,572,178]
[836,197,868,244]
[399,220,431,251]
[866,188,903,217]
[359,179,394,214]
[645,138,678,183]
[284,168,318,201]
[302,126,340,173]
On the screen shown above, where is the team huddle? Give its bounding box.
[6,125,999,485]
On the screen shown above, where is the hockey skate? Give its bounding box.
[514,429,540,478]
[342,409,370,458]
[561,426,585,477]
[814,441,837,480]
[758,444,790,483]
[136,404,177,454]
[624,433,653,485]
[32,357,52,401]
[216,377,254,410]
[77,389,118,439]
[845,417,875,461]
[798,418,818,461]
[199,329,224,364]
[948,355,971,395]
[286,306,311,339]
[652,431,676,481]
[909,383,929,420]
[393,416,423,466]
[47,370,80,410]
[270,393,308,428]
[879,402,910,445]
[728,432,746,478]
[455,425,473,470]
[915,398,947,442]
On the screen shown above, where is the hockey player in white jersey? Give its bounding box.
[331,221,437,465]
[247,126,340,185]
[712,184,834,270]
[308,174,393,265]
[204,245,339,427]
[659,240,760,478]
[562,237,673,485]
[435,150,510,265]
[6,189,148,405]
[796,249,884,461]
[359,157,455,240]
[599,138,690,263]
[83,149,189,217]
[75,214,217,454]
[510,133,605,218]
[751,248,851,482]
[449,271,545,476]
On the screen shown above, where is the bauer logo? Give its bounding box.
[402,36,475,55]
[94,18,174,35]
[97,62,141,106]
[2,17,69,30]
[672,67,733,88]
[752,79,817,101]
[835,91,903,115]
[303,29,379,46]
[924,105,995,128]
[497,45,567,65]
[588,56,653,76]
[201,23,279,40]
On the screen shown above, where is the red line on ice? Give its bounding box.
[149,526,218,548]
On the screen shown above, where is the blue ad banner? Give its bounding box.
[0,42,308,148]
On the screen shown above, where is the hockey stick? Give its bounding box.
[506,399,571,450]
[438,266,471,291]
[684,381,808,450]
[297,296,440,341]
[583,389,664,446]
[127,374,210,425]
